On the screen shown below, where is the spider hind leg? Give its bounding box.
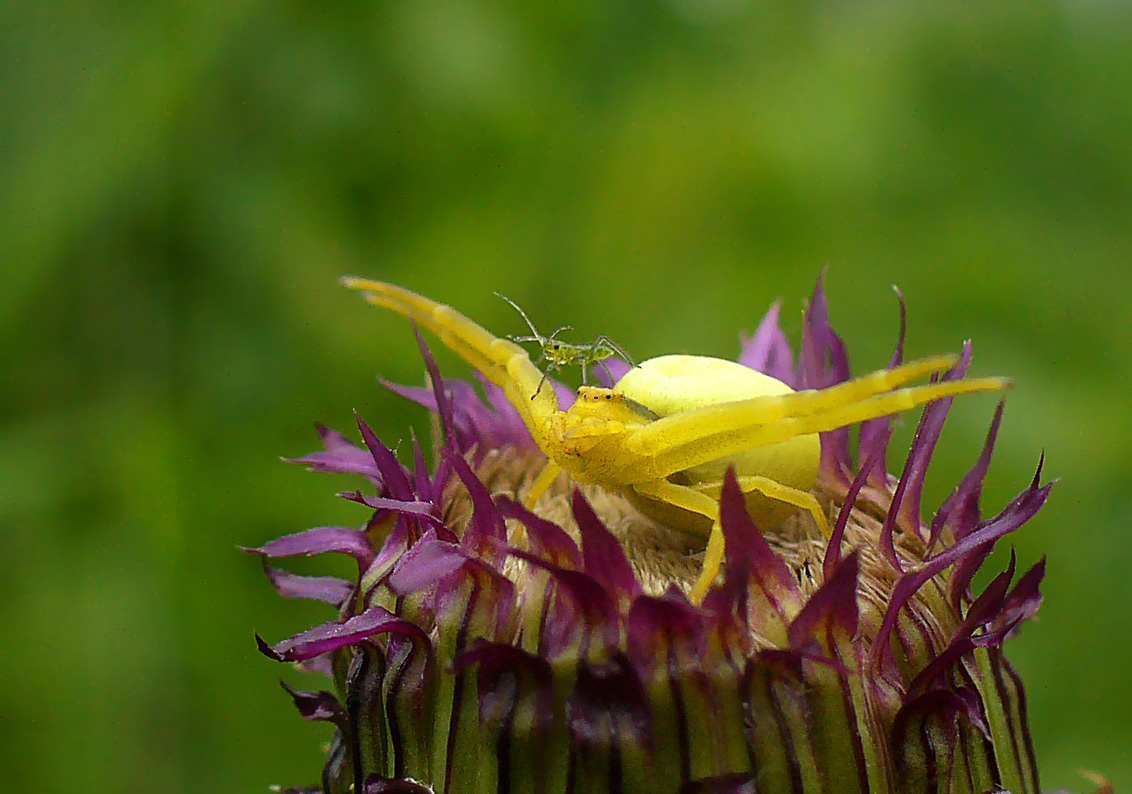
[721,474,830,539]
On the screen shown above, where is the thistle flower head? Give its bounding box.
[251,279,1057,794]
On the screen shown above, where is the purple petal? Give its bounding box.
[262,562,354,607]
[857,287,905,487]
[427,545,517,638]
[936,398,1006,541]
[444,449,507,564]
[363,778,437,794]
[594,357,633,387]
[452,640,555,729]
[573,490,642,602]
[380,379,441,413]
[495,495,582,569]
[906,554,1019,698]
[567,654,653,753]
[942,401,1007,606]
[718,470,803,619]
[871,458,1052,674]
[413,322,458,450]
[799,272,852,389]
[907,597,1037,703]
[279,681,346,726]
[258,604,427,662]
[680,773,758,794]
[385,372,541,456]
[377,370,476,452]
[295,653,335,679]
[361,496,461,593]
[739,299,796,386]
[877,340,972,568]
[893,687,989,748]
[242,526,375,571]
[799,273,854,482]
[386,536,472,596]
[957,551,1018,637]
[284,423,385,485]
[907,635,983,701]
[410,434,434,503]
[989,558,1045,636]
[787,551,860,650]
[431,446,455,501]
[475,375,541,450]
[507,549,620,656]
[627,594,706,671]
[887,342,973,542]
[355,414,414,502]
[950,539,997,616]
[337,491,447,531]
[825,430,889,579]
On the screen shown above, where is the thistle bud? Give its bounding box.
[251,280,1063,794]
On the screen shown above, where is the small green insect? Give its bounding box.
[495,293,635,399]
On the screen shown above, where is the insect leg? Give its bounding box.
[532,369,552,400]
[545,326,575,340]
[596,357,615,387]
[495,293,546,342]
[594,335,635,367]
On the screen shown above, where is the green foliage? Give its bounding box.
[2,1,1128,791]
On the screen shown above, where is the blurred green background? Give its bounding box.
[3,1,1129,792]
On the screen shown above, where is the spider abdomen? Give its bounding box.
[615,355,821,531]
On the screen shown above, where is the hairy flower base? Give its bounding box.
[252,282,1055,794]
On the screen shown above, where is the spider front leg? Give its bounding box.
[340,278,560,447]
[623,356,1010,484]
[694,474,831,536]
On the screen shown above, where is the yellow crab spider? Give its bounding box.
[340,277,1010,604]
[494,292,635,398]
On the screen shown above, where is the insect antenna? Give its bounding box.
[494,292,544,341]
[496,292,566,398]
